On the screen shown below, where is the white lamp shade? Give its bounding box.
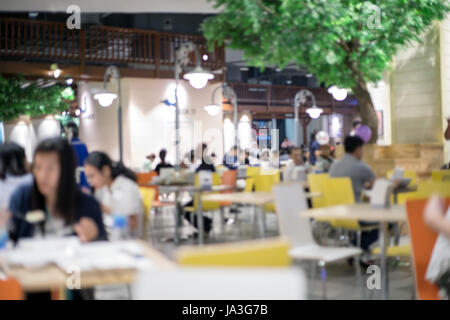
[306,106,323,119]
[94,92,118,107]
[204,104,220,116]
[332,88,348,101]
[183,67,214,89]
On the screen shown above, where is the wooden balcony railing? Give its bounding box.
[229,82,358,110]
[0,17,224,73]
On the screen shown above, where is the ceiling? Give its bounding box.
[0,0,218,13]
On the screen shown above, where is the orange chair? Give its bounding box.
[136,172,157,186]
[406,198,450,300]
[0,277,23,300]
[219,170,237,206]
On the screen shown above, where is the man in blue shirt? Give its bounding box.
[65,122,89,189]
[309,130,320,165]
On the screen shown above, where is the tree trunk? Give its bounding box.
[352,82,378,144]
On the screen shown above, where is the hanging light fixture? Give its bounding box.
[203,104,220,116]
[328,85,348,101]
[93,88,118,108]
[183,66,214,89]
[306,106,323,119]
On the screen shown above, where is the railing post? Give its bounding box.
[79,29,86,74]
[154,33,161,78]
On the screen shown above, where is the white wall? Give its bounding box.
[441,18,450,163]
[79,78,223,170]
[368,72,392,145]
[391,25,442,144]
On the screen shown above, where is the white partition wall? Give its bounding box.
[79,78,223,169]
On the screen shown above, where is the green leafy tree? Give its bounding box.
[0,75,72,122]
[202,0,450,142]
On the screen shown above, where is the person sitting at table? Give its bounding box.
[183,143,215,237]
[285,147,312,174]
[84,152,144,238]
[8,138,106,243]
[8,138,107,300]
[329,135,378,255]
[223,146,239,169]
[424,194,450,299]
[0,142,33,210]
[315,144,334,173]
[329,135,375,201]
[154,149,173,175]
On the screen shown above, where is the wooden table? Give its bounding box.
[300,204,406,300]
[6,241,174,295]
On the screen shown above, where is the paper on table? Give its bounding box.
[6,239,152,271]
[369,179,393,208]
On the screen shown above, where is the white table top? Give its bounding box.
[156,184,234,194]
[300,203,406,222]
[202,191,322,206]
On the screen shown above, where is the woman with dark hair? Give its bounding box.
[0,142,32,209]
[8,138,106,242]
[84,152,143,238]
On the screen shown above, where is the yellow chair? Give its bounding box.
[307,173,329,208]
[372,245,411,257]
[431,170,450,182]
[185,173,222,212]
[387,170,418,204]
[176,237,292,267]
[254,171,280,212]
[416,181,450,198]
[323,177,360,230]
[387,170,418,186]
[139,187,156,240]
[244,166,261,192]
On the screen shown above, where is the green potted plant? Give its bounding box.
[0,75,73,144]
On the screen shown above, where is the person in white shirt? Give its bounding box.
[84,151,144,238]
[142,153,156,172]
[285,147,312,174]
[0,142,33,209]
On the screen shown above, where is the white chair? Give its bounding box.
[273,182,363,299]
[132,266,307,300]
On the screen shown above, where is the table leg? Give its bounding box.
[379,222,389,300]
[173,191,180,244]
[197,192,204,245]
[257,205,265,238]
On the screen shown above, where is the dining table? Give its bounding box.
[202,191,322,238]
[155,184,235,245]
[4,240,174,298]
[299,203,406,300]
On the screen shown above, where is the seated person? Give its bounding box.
[84,152,144,238]
[154,149,173,175]
[424,194,450,299]
[285,147,312,174]
[329,135,377,253]
[184,144,215,237]
[223,146,239,169]
[9,138,106,242]
[8,138,106,300]
[315,144,334,173]
[0,142,33,210]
